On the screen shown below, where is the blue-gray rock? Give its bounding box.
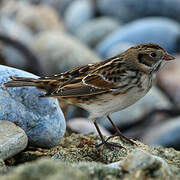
[96,17,180,58]
[106,42,134,58]
[97,0,180,23]
[75,17,120,48]
[143,117,180,149]
[64,0,94,34]
[0,65,66,148]
[0,120,28,160]
[99,87,171,130]
[0,17,34,69]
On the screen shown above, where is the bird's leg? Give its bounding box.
[106,115,136,145]
[93,121,124,148]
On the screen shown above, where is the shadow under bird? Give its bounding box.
[4,43,175,148]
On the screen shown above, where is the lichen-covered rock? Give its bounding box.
[108,149,174,179]
[31,31,100,75]
[0,158,89,180]
[0,159,6,175]
[0,120,28,160]
[3,133,180,180]
[0,65,66,148]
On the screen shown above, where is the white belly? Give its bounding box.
[79,74,152,119]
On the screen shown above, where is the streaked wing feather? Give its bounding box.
[83,74,116,89]
[40,82,109,98]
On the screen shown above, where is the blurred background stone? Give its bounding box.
[97,0,180,23]
[64,0,95,34]
[105,42,134,58]
[15,4,65,34]
[67,118,110,135]
[0,65,66,148]
[0,18,34,69]
[0,120,28,160]
[157,56,180,106]
[75,17,120,48]
[96,17,180,58]
[31,31,100,75]
[142,117,180,149]
[41,0,75,17]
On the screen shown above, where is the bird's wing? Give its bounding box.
[40,55,138,98]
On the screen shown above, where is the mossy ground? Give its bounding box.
[2,133,180,180]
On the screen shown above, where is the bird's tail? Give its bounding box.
[3,76,41,87]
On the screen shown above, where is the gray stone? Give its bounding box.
[15,4,65,34]
[0,120,28,160]
[97,0,180,23]
[64,0,94,34]
[67,118,110,135]
[108,149,173,179]
[0,17,34,69]
[31,31,100,75]
[0,158,89,180]
[157,56,180,106]
[143,117,180,149]
[41,0,75,17]
[99,87,171,129]
[0,65,66,148]
[106,42,134,58]
[96,17,180,58]
[75,17,120,48]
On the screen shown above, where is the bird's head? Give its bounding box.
[123,43,175,73]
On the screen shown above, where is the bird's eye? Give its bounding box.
[150,52,156,58]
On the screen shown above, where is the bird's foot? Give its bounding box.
[95,140,125,149]
[106,133,136,146]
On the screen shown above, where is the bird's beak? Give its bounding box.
[163,53,175,61]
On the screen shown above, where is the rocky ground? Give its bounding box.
[1,133,180,180]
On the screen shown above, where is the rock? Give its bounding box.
[64,0,94,34]
[0,65,66,148]
[108,149,174,179]
[75,17,120,48]
[1,133,180,179]
[0,159,6,175]
[0,120,28,160]
[97,0,180,23]
[0,18,33,45]
[41,0,75,17]
[99,87,171,130]
[143,117,180,149]
[106,42,134,58]
[157,56,180,105]
[96,17,180,58]
[31,31,100,75]
[0,158,89,180]
[0,17,34,69]
[67,118,110,135]
[15,5,65,34]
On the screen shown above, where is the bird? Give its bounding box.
[4,43,175,148]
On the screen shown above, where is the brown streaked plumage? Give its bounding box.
[4,43,175,148]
